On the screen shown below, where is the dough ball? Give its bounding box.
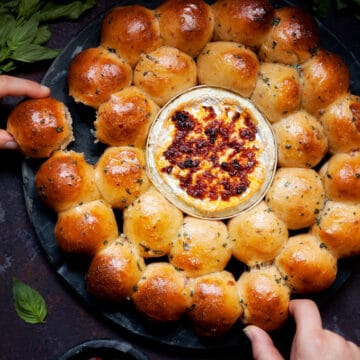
[7,97,73,158]
[54,200,118,256]
[273,110,328,168]
[197,41,259,97]
[301,49,350,117]
[67,46,132,108]
[228,201,288,266]
[123,187,184,258]
[187,271,242,336]
[94,146,150,209]
[133,46,197,106]
[212,0,274,48]
[311,201,360,258]
[320,93,360,154]
[95,86,160,148]
[275,233,337,293]
[169,216,232,277]
[100,5,162,67]
[259,6,319,64]
[86,235,145,302]
[320,151,360,203]
[236,265,290,331]
[35,150,100,212]
[250,62,301,123]
[265,168,325,230]
[132,262,191,322]
[156,0,214,57]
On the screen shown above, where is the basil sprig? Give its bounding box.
[0,0,96,73]
[13,278,47,324]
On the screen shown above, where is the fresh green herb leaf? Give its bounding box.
[39,0,96,22]
[0,15,16,47]
[13,278,47,324]
[18,0,42,18]
[33,26,52,45]
[0,0,96,74]
[6,12,40,51]
[0,60,16,73]
[11,44,60,62]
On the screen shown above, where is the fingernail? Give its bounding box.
[40,84,50,92]
[243,326,255,341]
[4,140,19,149]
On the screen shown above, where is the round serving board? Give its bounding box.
[22,0,360,350]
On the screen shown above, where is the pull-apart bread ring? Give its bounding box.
[29,0,360,337]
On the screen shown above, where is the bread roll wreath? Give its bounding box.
[10,0,360,336]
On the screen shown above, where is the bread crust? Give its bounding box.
[100,5,162,67]
[156,0,215,57]
[7,97,73,158]
[68,46,132,108]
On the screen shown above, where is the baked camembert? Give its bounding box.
[147,86,277,219]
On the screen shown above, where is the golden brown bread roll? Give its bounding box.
[236,265,290,331]
[212,0,274,48]
[275,233,337,293]
[320,93,360,154]
[168,216,232,277]
[132,262,191,322]
[86,234,145,302]
[54,200,119,256]
[320,151,360,203]
[228,201,288,266]
[196,41,259,97]
[311,201,360,258]
[67,46,132,108]
[259,6,319,64]
[100,5,162,68]
[94,86,160,148]
[265,167,325,230]
[133,46,197,106]
[94,146,150,209]
[300,49,350,117]
[273,110,328,168]
[187,271,242,336]
[123,187,183,258]
[155,0,214,57]
[7,97,73,158]
[35,150,101,212]
[250,62,301,123]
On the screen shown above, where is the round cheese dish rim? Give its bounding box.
[146,85,277,220]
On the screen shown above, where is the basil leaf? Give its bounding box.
[33,25,52,45]
[0,60,16,74]
[18,0,42,19]
[0,1,19,12]
[13,278,47,324]
[6,12,39,51]
[10,44,60,62]
[39,0,95,22]
[0,14,16,47]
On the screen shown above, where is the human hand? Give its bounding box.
[0,75,50,150]
[243,299,360,360]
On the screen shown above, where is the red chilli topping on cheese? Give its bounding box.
[161,105,259,201]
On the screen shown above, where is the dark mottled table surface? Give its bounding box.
[0,1,359,359]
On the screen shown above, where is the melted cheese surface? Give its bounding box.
[147,86,276,219]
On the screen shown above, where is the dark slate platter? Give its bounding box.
[22,0,360,351]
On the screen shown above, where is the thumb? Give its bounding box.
[244,325,284,360]
[0,129,19,150]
